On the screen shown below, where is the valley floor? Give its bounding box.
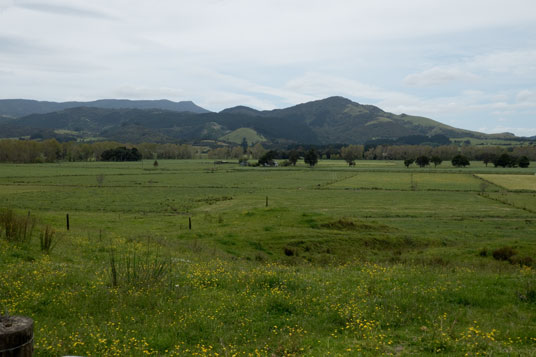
[1,160,535,355]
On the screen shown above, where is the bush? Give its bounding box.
[492,246,517,261]
[510,255,533,267]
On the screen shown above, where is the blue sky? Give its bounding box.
[1,0,535,136]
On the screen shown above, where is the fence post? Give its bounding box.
[0,315,34,357]
[66,213,70,231]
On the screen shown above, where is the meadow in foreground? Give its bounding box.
[1,159,535,356]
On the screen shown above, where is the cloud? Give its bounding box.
[0,0,14,11]
[404,67,478,86]
[14,0,112,19]
[0,34,47,54]
[110,85,186,100]
[516,90,536,105]
[469,50,536,75]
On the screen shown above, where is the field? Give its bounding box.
[1,160,536,356]
[477,174,536,191]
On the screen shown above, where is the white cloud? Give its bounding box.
[469,50,536,75]
[404,67,478,86]
[0,0,535,134]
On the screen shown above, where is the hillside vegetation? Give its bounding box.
[0,97,523,145]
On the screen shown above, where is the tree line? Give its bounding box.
[0,139,198,163]
[0,138,534,165]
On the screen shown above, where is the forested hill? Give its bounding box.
[0,99,210,118]
[0,96,517,144]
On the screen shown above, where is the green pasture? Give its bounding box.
[1,159,535,356]
[477,174,536,191]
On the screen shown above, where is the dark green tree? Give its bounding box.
[451,154,470,168]
[415,155,430,168]
[479,152,496,167]
[304,149,318,167]
[288,150,299,166]
[404,159,414,168]
[258,150,278,166]
[431,156,442,168]
[101,147,142,161]
[493,153,516,168]
[241,137,248,154]
[518,156,530,168]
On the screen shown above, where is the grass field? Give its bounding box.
[1,159,536,356]
[477,174,536,191]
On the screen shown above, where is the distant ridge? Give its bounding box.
[0,96,521,144]
[0,99,210,118]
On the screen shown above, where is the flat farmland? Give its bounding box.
[1,160,535,356]
[477,174,536,191]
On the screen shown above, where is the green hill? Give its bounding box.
[219,128,266,144]
[0,96,518,144]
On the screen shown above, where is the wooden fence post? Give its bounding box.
[0,315,34,357]
[189,217,192,230]
[66,214,70,231]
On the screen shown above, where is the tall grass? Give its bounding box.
[109,250,172,288]
[0,209,36,244]
[39,225,56,254]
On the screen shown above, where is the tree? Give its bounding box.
[304,149,318,167]
[404,159,414,168]
[258,150,278,166]
[518,156,530,168]
[415,155,430,168]
[451,154,470,168]
[288,150,299,166]
[241,137,248,154]
[493,153,516,168]
[479,152,496,167]
[101,147,142,161]
[340,145,364,166]
[431,156,442,168]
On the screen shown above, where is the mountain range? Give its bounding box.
[0,97,519,145]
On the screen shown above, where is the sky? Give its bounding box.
[1,0,535,136]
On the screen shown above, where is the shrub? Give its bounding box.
[510,255,533,267]
[284,247,295,256]
[492,246,517,261]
